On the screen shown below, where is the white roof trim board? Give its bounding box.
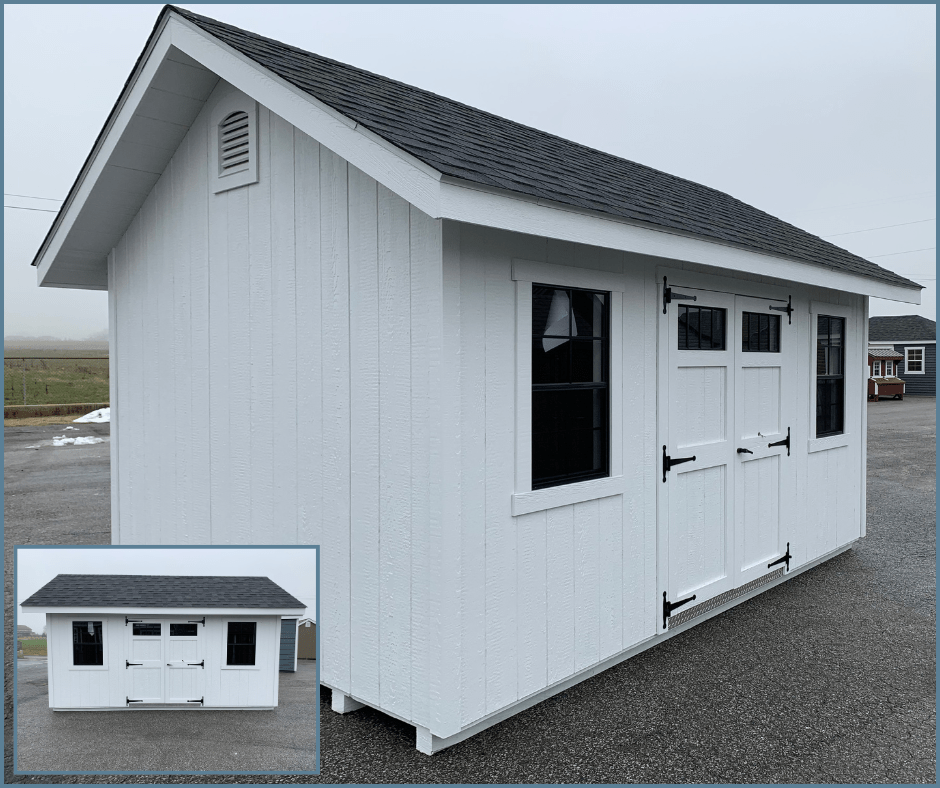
[33,6,922,305]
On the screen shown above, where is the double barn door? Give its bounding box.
[125,619,206,704]
[659,284,796,628]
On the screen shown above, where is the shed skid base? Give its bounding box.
[52,706,274,712]
[331,691,365,714]
[333,542,855,754]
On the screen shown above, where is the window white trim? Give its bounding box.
[808,300,857,453]
[884,360,893,377]
[872,360,882,376]
[68,618,109,671]
[905,346,926,374]
[512,261,623,515]
[221,618,261,670]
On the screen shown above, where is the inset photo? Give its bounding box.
[14,545,319,777]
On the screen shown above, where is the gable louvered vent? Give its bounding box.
[219,111,250,174]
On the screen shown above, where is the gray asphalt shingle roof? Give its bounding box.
[21,574,305,609]
[869,315,936,342]
[170,5,919,291]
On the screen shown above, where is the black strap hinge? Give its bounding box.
[768,542,792,572]
[662,277,698,314]
[125,660,143,669]
[187,617,206,626]
[663,591,697,629]
[663,445,696,483]
[767,427,791,456]
[769,295,793,324]
[126,697,143,705]
[186,660,205,669]
[125,617,143,626]
[187,697,204,705]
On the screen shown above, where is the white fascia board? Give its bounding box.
[166,16,441,216]
[438,178,922,305]
[29,606,306,616]
[870,339,935,345]
[35,17,177,286]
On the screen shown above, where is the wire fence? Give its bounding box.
[4,357,109,406]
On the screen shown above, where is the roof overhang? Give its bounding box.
[28,606,306,616]
[35,8,922,307]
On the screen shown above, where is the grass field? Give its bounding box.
[18,638,47,656]
[4,357,109,406]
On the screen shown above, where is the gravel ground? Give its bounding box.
[14,658,318,773]
[4,402,936,783]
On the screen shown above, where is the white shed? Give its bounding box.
[32,7,922,752]
[21,574,305,710]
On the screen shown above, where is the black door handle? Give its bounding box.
[737,448,753,454]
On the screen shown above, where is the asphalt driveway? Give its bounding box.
[4,400,936,783]
[14,657,318,774]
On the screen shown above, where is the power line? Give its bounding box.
[4,205,58,213]
[868,247,936,258]
[4,193,63,202]
[823,218,935,237]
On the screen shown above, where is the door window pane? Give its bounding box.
[678,305,726,350]
[742,312,780,352]
[132,623,161,636]
[170,623,198,637]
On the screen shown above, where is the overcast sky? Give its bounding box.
[4,4,935,339]
[16,546,316,633]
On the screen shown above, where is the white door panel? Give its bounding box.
[659,284,796,629]
[126,620,206,705]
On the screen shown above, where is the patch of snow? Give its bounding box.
[52,436,105,447]
[24,445,41,449]
[73,407,110,423]
[63,426,78,430]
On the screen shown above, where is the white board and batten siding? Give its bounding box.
[45,614,280,709]
[108,81,441,727]
[109,80,867,740]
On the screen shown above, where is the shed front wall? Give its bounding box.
[46,613,280,709]
[108,81,443,724]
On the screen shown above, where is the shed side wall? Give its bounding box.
[443,223,865,736]
[108,81,442,725]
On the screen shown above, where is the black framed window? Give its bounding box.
[816,315,845,437]
[72,621,103,666]
[742,312,780,353]
[132,623,161,637]
[678,305,726,350]
[532,284,609,489]
[226,622,257,666]
[170,623,198,637]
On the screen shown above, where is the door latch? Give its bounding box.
[662,276,698,314]
[663,445,696,482]
[663,591,697,629]
[767,427,790,456]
